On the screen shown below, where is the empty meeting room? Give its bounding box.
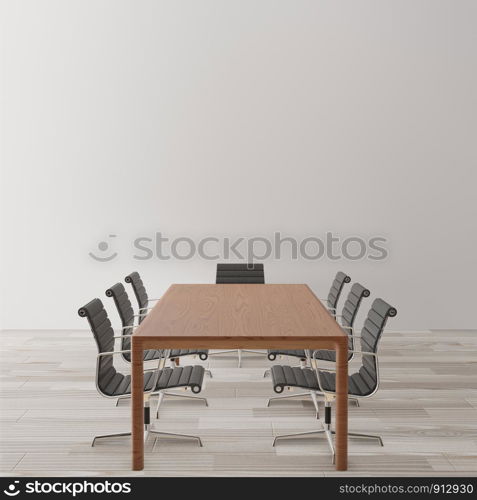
[1,0,476,495]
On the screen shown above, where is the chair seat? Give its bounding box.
[103,365,205,397]
[271,366,320,392]
[267,349,306,360]
[271,365,376,397]
[170,349,209,360]
[267,349,349,362]
[143,349,209,361]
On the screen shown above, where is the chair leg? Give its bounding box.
[91,432,131,447]
[162,391,208,406]
[238,349,242,368]
[267,391,312,407]
[143,397,202,447]
[310,391,320,418]
[272,400,336,464]
[330,431,383,446]
[155,392,165,418]
[273,429,326,446]
[149,430,203,448]
[115,395,130,407]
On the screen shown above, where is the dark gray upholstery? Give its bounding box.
[268,282,369,362]
[78,298,205,397]
[216,263,265,284]
[124,271,149,322]
[270,298,397,397]
[268,349,307,361]
[105,283,153,363]
[326,271,351,315]
[122,274,209,361]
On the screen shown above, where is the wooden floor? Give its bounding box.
[0,329,476,477]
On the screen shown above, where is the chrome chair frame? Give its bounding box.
[273,335,384,464]
[91,347,203,447]
[266,325,360,413]
[111,332,210,408]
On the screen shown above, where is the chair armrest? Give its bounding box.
[349,350,377,357]
[310,351,336,393]
[97,350,131,358]
[119,325,137,331]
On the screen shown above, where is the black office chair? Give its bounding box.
[78,298,205,447]
[124,271,160,322]
[209,263,266,367]
[267,283,370,413]
[267,271,351,364]
[106,282,210,410]
[124,273,209,358]
[270,298,397,463]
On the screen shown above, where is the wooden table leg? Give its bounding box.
[335,340,348,470]
[132,337,144,470]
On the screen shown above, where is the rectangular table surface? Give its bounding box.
[131,283,348,471]
[133,284,348,350]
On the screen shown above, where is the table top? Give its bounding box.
[133,284,347,349]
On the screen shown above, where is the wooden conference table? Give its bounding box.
[131,284,348,471]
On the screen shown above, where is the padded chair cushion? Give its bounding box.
[170,349,209,360]
[216,263,265,284]
[135,348,210,362]
[271,366,320,392]
[270,365,375,397]
[102,365,205,397]
[317,370,376,397]
[124,272,150,323]
[326,271,351,312]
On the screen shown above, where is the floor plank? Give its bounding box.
[1,329,476,476]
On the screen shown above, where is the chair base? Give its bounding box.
[273,428,335,464]
[91,432,131,447]
[267,391,360,409]
[91,429,203,448]
[273,428,383,463]
[209,349,266,367]
[156,391,208,418]
[149,430,203,448]
[267,391,320,418]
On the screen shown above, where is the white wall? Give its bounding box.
[1,0,476,331]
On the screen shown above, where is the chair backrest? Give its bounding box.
[78,298,125,397]
[340,282,370,351]
[216,263,265,284]
[326,271,351,314]
[340,283,370,330]
[124,271,149,323]
[105,283,134,358]
[357,298,397,394]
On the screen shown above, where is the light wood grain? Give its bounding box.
[2,329,476,477]
[132,284,348,471]
[135,284,346,349]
